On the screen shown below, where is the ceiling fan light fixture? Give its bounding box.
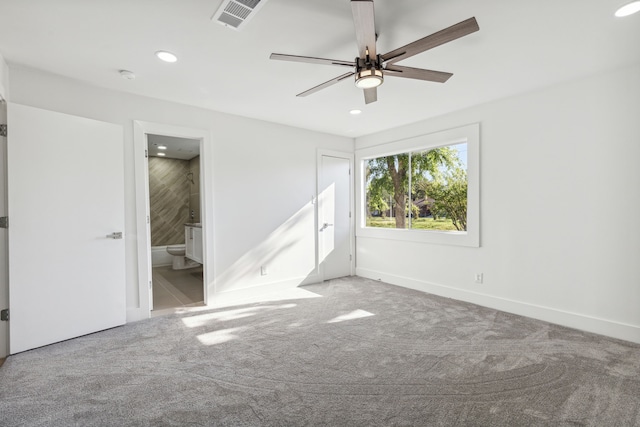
[355,68,383,89]
[615,1,640,16]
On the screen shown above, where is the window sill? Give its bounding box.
[357,225,478,247]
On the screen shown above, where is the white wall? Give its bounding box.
[355,63,640,343]
[8,65,352,318]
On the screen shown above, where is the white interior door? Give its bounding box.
[318,154,352,280]
[7,103,126,354]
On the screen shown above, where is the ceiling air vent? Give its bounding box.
[212,0,269,31]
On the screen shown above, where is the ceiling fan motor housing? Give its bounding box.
[355,56,383,89]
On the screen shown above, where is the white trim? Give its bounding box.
[132,121,214,321]
[355,123,480,248]
[126,307,147,323]
[356,267,640,344]
[317,149,355,281]
[0,94,7,358]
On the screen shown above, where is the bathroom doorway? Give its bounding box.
[133,121,212,321]
[146,134,204,315]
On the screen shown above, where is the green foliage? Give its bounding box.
[366,145,467,231]
[367,192,389,218]
[427,167,468,231]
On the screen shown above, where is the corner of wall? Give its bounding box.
[0,53,9,100]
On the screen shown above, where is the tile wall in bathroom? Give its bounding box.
[189,156,200,223]
[149,157,190,246]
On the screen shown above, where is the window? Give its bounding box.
[356,124,479,247]
[365,143,468,231]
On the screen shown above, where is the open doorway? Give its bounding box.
[133,121,212,322]
[146,135,204,315]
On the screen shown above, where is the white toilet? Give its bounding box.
[166,244,199,270]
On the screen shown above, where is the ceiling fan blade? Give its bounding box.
[270,53,355,68]
[381,17,479,65]
[384,65,453,83]
[297,72,355,97]
[351,0,377,59]
[364,87,377,104]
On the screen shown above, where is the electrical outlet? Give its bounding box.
[260,266,267,276]
[474,273,483,284]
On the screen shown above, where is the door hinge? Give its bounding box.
[0,309,8,321]
[349,212,352,218]
[147,215,150,224]
[0,124,7,137]
[149,281,152,289]
[145,149,148,158]
[0,216,7,229]
[350,254,352,261]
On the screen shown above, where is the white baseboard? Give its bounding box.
[126,307,149,323]
[356,267,640,344]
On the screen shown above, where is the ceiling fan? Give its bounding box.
[270,0,479,104]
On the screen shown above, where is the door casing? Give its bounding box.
[0,96,8,358]
[132,121,214,321]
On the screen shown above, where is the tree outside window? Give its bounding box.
[365,143,467,231]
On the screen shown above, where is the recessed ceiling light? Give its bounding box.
[157,152,166,156]
[157,145,167,150]
[615,1,640,16]
[155,51,177,63]
[350,109,362,115]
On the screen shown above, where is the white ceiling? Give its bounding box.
[147,134,200,160]
[0,0,638,138]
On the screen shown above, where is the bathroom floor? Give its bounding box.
[151,265,204,316]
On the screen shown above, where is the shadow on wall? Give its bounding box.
[214,200,317,294]
[213,182,341,296]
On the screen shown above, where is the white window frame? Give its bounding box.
[355,123,480,247]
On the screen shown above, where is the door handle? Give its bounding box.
[106,232,123,239]
[319,222,334,232]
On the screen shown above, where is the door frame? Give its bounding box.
[133,121,214,321]
[0,94,8,358]
[316,149,355,281]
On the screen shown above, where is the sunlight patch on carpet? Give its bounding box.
[183,304,297,327]
[327,309,375,323]
[197,327,246,346]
